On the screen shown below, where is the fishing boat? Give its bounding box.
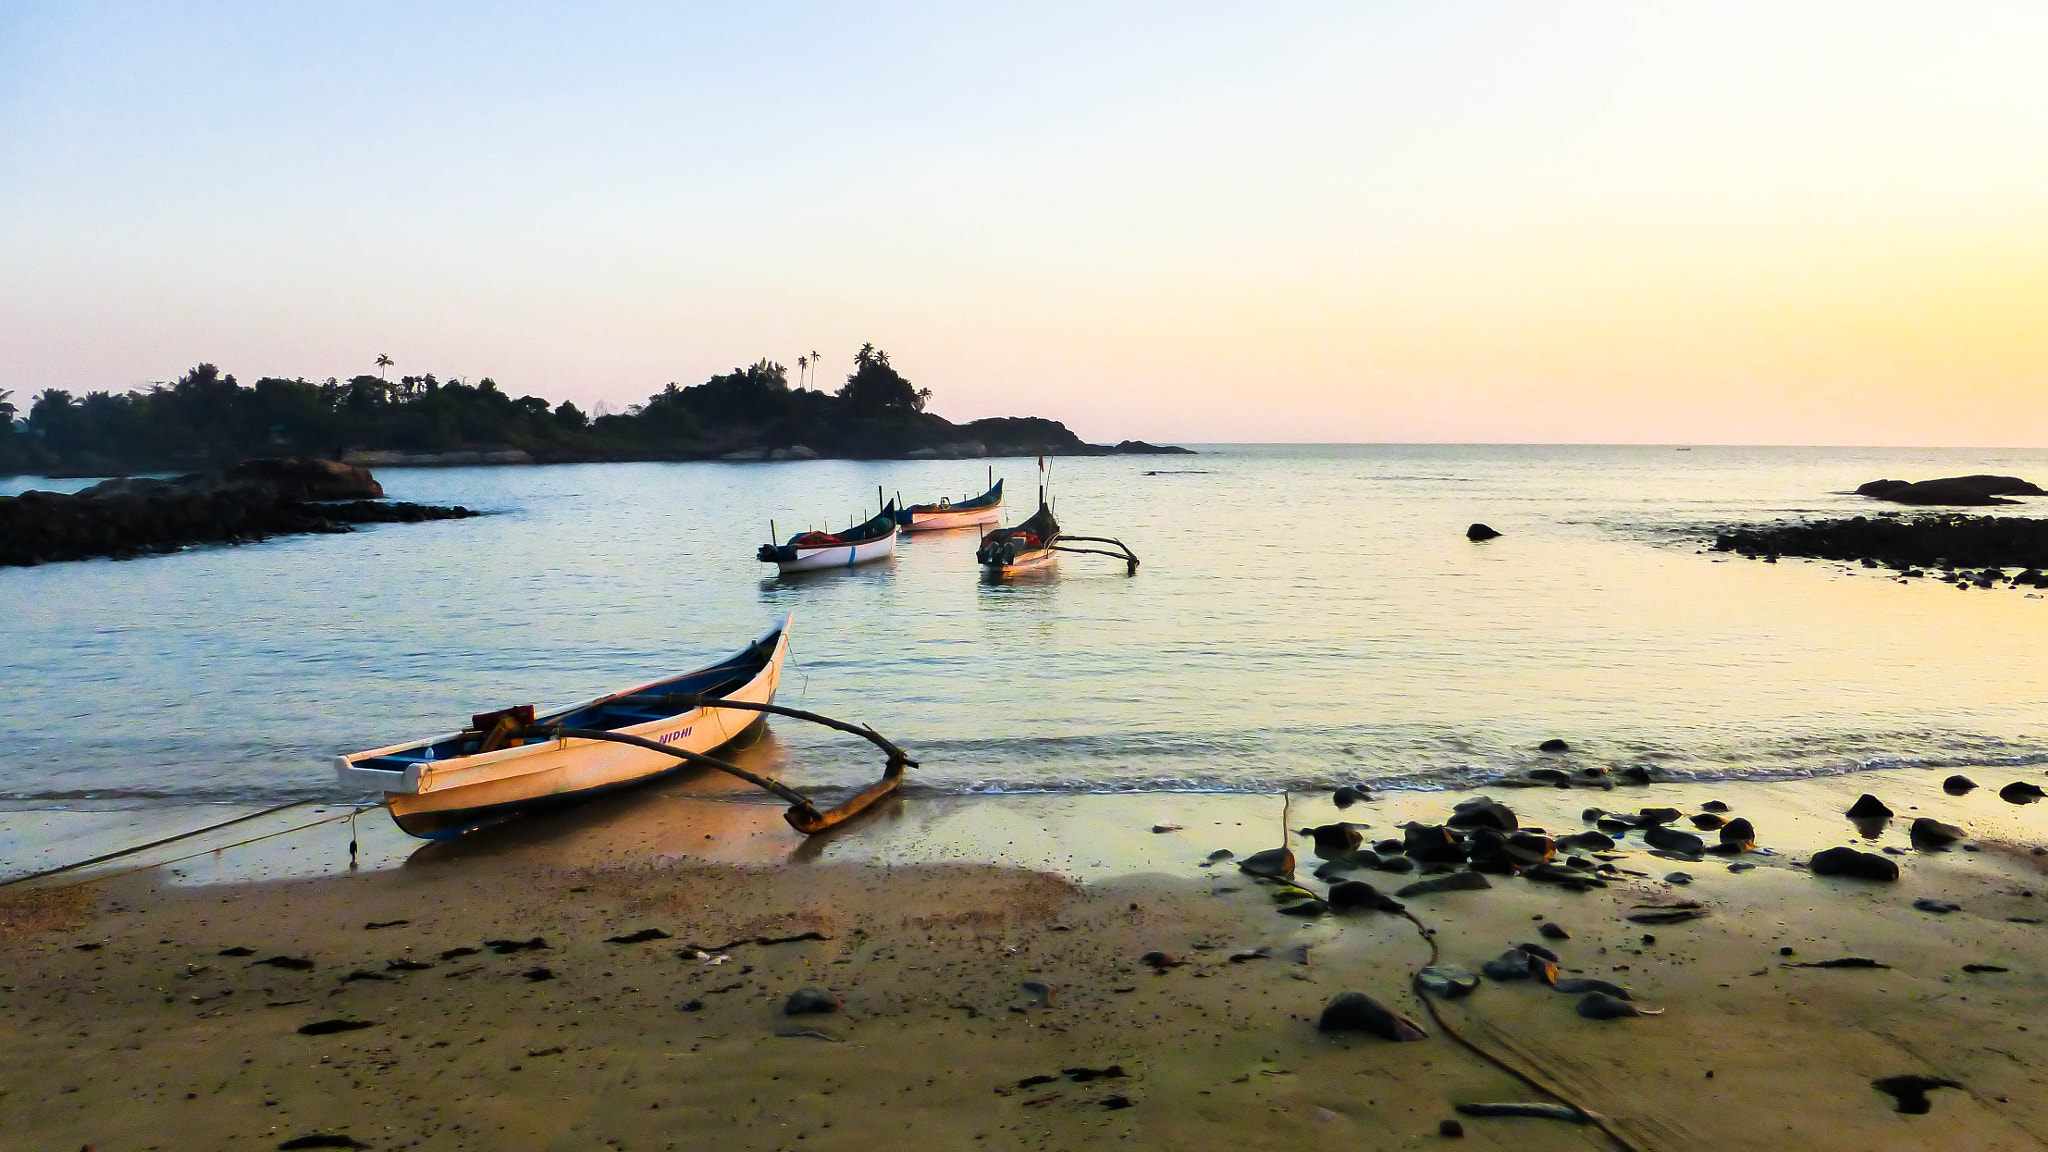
[757,496,899,574]
[975,498,1062,577]
[895,472,1004,532]
[335,616,916,839]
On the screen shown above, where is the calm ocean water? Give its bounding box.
[4,445,2046,809]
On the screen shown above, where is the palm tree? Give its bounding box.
[375,353,394,381]
[796,355,808,390]
[810,349,821,389]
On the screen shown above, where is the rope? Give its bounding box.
[1,802,384,891]
[0,800,308,888]
[1395,906,1645,1152]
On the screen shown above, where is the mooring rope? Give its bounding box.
[0,801,382,890]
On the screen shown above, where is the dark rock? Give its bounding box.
[1538,922,1571,941]
[1718,818,1756,850]
[1310,823,1366,857]
[1396,871,1492,898]
[1440,1118,1465,1137]
[1913,899,1961,914]
[1810,846,1900,881]
[1710,513,2048,573]
[604,928,672,944]
[1467,523,1502,542]
[1237,846,1295,880]
[1316,991,1427,1040]
[1327,880,1404,914]
[1553,978,1632,999]
[254,955,316,970]
[1482,951,1532,980]
[519,966,554,981]
[277,1135,372,1150]
[1447,797,1517,832]
[1642,826,1705,856]
[1332,786,1369,808]
[1577,992,1660,1019]
[1538,738,1570,752]
[297,1019,376,1036]
[1999,782,2046,804]
[1372,838,1403,855]
[1871,1074,1963,1114]
[1787,957,1889,968]
[1637,807,1682,825]
[1370,854,1416,874]
[1416,964,1480,998]
[1515,942,1560,963]
[1504,832,1556,865]
[1559,830,1615,852]
[784,986,842,1015]
[483,937,549,954]
[1139,951,1185,970]
[1845,794,1893,819]
[1961,964,2009,973]
[1701,800,1730,813]
[1402,824,1468,863]
[1689,813,1726,830]
[1943,775,1978,795]
[1664,872,1694,885]
[1524,767,1570,784]
[1908,818,1966,850]
[217,946,256,957]
[384,959,434,971]
[1620,765,1656,785]
[1206,848,1234,860]
[1277,898,1328,917]
[1857,475,2044,506]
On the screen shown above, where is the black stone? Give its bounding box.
[1466,523,1502,542]
[1316,992,1427,1040]
[1538,738,1570,752]
[1846,794,1894,819]
[1809,846,1899,881]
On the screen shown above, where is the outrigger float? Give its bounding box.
[335,615,913,838]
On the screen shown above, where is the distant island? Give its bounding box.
[0,345,1189,477]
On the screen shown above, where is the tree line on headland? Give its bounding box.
[0,345,1185,477]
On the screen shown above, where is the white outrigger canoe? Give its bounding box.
[896,476,1003,532]
[757,500,899,574]
[337,618,794,838]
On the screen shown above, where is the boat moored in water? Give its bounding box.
[976,500,1062,577]
[757,498,899,573]
[895,473,1004,532]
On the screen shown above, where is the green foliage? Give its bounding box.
[4,345,954,473]
[837,344,931,416]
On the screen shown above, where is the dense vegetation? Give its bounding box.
[0,345,1141,476]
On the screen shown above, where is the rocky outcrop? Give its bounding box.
[341,447,533,467]
[1712,514,2048,582]
[1,459,476,568]
[1856,475,2045,506]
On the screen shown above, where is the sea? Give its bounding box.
[4,445,2046,813]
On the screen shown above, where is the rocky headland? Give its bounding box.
[0,458,478,568]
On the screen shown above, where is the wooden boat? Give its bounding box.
[976,499,1062,577]
[336,617,845,839]
[895,474,1003,532]
[757,499,899,573]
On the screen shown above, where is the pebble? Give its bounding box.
[1416,964,1480,998]
[1333,786,1370,808]
[1439,1118,1465,1137]
[1664,872,1694,885]
[1942,775,1978,795]
[1688,813,1726,830]
[1576,992,1661,1019]
[1999,782,2046,805]
[1845,794,1894,819]
[1514,942,1560,963]
[1643,825,1706,856]
[1328,880,1404,914]
[1316,991,1428,1040]
[1718,818,1756,850]
[1552,978,1633,1000]
[1538,738,1570,752]
[1912,899,1961,914]
[1809,846,1900,881]
[1701,800,1731,813]
[1538,922,1571,941]
[784,986,842,1015]
[1207,849,1235,861]
[1139,951,1185,970]
[1482,950,1533,980]
[1908,818,1966,849]
[1151,824,1183,833]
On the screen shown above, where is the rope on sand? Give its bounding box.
[0,801,381,890]
[1395,906,1646,1152]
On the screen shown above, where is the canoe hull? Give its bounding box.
[981,547,1058,578]
[336,620,791,838]
[904,505,1003,532]
[772,530,898,573]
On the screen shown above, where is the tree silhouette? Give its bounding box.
[838,346,928,415]
[375,353,394,381]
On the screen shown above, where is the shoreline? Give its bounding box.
[6,767,2048,1149]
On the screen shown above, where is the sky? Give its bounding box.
[2,2,2045,445]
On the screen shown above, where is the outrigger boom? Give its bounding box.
[1053,535,1140,573]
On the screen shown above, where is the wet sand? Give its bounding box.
[5,767,2048,1151]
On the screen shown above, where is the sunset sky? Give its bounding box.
[3,3,2044,445]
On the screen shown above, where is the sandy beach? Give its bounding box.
[5,767,2048,1151]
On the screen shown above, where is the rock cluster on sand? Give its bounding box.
[0,458,478,567]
